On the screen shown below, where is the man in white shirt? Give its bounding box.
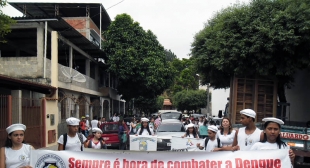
[85,114,91,137]
[58,117,87,151]
[232,109,263,151]
[91,116,99,129]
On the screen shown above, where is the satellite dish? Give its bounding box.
[60,66,86,83]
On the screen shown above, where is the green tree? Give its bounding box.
[102,14,174,101]
[0,1,15,43]
[173,90,208,112]
[133,96,165,114]
[165,49,177,62]
[191,0,310,104]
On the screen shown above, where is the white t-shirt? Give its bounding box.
[86,120,91,131]
[89,140,103,149]
[217,130,236,146]
[200,138,223,152]
[130,122,137,133]
[185,133,198,138]
[58,133,87,151]
[5,144,31,168]
[112,116,119,122]
[198,122,204,128]
[136,128,154,135]
[238,127,262,151]
[250,141,290,150]
[91,120,99,129]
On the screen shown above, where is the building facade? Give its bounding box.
[0,2,124,148]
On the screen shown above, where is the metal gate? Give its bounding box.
[19,98,43,149]
[0,95,12,147]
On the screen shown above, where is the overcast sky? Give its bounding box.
[2,0,250,59]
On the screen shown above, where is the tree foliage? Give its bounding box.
[102,14,174,101]
[133,96,165,114]
[191,0,310,93]
[165,49,177,62]
[167,58,199,97]
[173,90,208,112]
[0,1,15,43]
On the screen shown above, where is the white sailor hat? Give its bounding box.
[240,109,256,118]
[208,125,218,133]
[262,117,284,125]
[85,114,90,117]
[141,117,149,122]
[66,117,80,126]
[6,123,26,134]
[92,128,102,133]
[186,123,195,129]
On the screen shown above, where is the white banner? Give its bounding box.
[30,149,292,168]
[171,136,205,151]
[129,135,157,151]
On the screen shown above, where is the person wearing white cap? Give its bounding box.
[136,118,154,136]
[232,109,263,151]
[0,123,34,168]
[182,123,199,138]
[85,128,106,149]
[197,125,222,152]
[250,117,295,164]
[58,117,87,151]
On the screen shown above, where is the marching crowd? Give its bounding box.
[0,109,296,168]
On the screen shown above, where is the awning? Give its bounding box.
[0,74,57,96]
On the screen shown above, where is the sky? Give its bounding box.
[2,0,250,59]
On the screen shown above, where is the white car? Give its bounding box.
[156,120,185,151]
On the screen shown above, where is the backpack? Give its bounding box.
[63,133,84,151]
[204,137,221,150]
[88,139,106,149]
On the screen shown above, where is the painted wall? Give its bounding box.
[285,70,310,123]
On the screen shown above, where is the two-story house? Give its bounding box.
[0,1,125,148]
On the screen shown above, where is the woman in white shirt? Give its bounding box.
[250,117,295,165]
[136,118,154,136]
[0,123,34,168]
[217,117,236,147]
[129,118,137,135]
[85,128,106,149]
[182,123,199,138]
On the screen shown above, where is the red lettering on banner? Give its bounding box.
[274,159,281,168]
[235,158,281,168]
[181,161,190,167]
[199,161,205,168]
[210,161,217,168]
[158,161,164,168]
[76,159,81,168]
[235,158,242,168]
[167,161,173,168]
[191,159,198,168]
[259,159,266,167]
[280,132,310,140]
[243,160,250,168]
[69,157,75,168]
[225,160,232,168]
[250,160,258,168]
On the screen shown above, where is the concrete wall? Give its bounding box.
[0,57,41,78]
[286,70,310,122]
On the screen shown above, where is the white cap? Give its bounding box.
[186,123,195,129]
[240,109,256,118]
[66,117,80,126]
[208,125,218,133]
[262,117,284,125]
[92,128,102,133]
[6,124,26,134]
[85,114,90,117]
[141,117,149,122]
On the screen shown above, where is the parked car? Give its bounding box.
[99,122,129,149]
[191,114,205,119]
[160,111,182,120]
[156,120,186,151]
